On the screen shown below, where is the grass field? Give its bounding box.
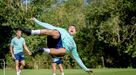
[0,68,136,75]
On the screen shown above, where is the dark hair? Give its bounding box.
[15,28,21,32]
[17,29,21,32]
[69,24,76,27]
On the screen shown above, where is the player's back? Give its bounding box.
[56,28,76,53]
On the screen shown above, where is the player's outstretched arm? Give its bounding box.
[10,45,15,59]
[72,48,93,72]
[23,43,32,55]
[31,17,57,30]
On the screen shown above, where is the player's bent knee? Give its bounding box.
[21,61,25,66]
[60,48,66,53]
[22,63,25,66]
[59,48,66,56]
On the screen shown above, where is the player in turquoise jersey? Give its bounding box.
[21,17,92,72]
[10,30,32,75]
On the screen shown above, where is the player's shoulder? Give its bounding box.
[57,27,66,31]
[20,37,25,41]
[57,27,69,35]
[20,37,24,39]
[11,37,17,41]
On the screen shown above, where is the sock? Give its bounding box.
[61,72,64,75]
[17,71,20,75]
[53,73,56,75]
[43,48,50,54]
[31,30,40,35]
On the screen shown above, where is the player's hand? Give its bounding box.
[28,51,32,56]
[86,69,93,73]
[12,55,16,60]
[30,17,35,21]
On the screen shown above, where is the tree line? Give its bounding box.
[0,0,136,69]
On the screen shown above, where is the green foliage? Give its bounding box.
[84,0,136,67]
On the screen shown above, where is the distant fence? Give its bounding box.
[0,60,78,69]
[0,56,105,70]
[31,61,78,69]
[0,59,5,75]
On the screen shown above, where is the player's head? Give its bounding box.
[16,29,22,38]
[68,25,76,35]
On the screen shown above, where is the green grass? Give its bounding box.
[0,68,136,75]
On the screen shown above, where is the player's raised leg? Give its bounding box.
[21,28,60,39]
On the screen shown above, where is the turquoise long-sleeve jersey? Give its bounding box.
[33,18,90,71]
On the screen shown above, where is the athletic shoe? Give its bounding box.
[20,28,31,36]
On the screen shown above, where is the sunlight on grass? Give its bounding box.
[0,68,136,75]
